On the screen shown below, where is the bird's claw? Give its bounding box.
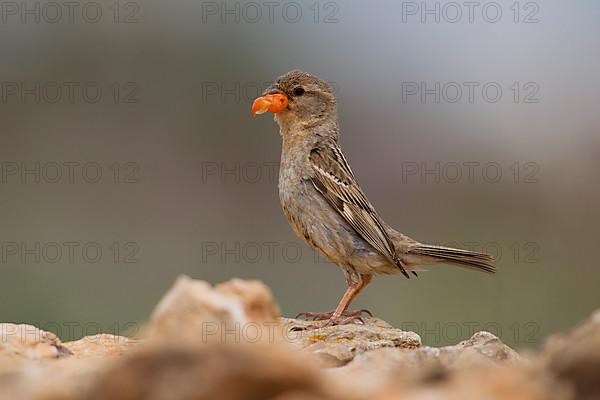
[291,314,366,331]
[295,308,373,321]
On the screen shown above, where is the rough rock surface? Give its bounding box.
[82,343,344,400]
[327,330,523,398]
[0,275,597,400]
[282,317,421,367]
[65,334,140,358]
[0,323,72,360]
[147,275,280,343]
[542,310,600,400]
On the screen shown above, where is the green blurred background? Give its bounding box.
[1,0,599,349]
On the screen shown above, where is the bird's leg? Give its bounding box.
[325,272,373,326]
[296,271,373,325]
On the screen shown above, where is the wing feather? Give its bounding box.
[309,142,410,278]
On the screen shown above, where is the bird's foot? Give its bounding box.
[290,314,367,331]
[295,308,372,321]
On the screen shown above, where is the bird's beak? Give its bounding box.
[252,93,289,117]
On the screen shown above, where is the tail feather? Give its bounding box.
[408,244,496,274]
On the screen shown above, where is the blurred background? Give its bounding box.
[1,0,599,349]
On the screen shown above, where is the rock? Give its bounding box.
[148,276,280,343]
[332,336,564,400]
[0,323,72,360]
[327,347,436,397]
[0,277,597,400]
[542,309,600,400]
[435,330,521,368]
[0,330,140,400]
[281,317,421,367]
[304,342,356,368]
[377,362,572,400]
[327,331,520,398]
[80,343,348,400]
[6,358,108,400]
[215,278,281,322]
[65,334,140,358]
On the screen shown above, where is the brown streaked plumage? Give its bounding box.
[252,70,495,327]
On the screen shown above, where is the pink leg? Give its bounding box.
[296,272,373,327]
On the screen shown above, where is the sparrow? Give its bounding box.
[252,70,495,327]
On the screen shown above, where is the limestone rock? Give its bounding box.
[377,363,572,400]
[0,278,597,400]
[81,343,348,400]
[148,276,280,343]
[0,323,71,360]
[8,358,108,400]
[215,278,280,321]
[327,331,520,397]
[281,317,421,367]
[542,309,600,400]
[435,330,521,368]
[65,334,140,358]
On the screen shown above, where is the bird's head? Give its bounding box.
[252,70,337,132]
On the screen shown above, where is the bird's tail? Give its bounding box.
[407,244,496,274]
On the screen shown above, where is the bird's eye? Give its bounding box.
[292,87,305,96]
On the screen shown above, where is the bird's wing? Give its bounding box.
[309,142,410,278]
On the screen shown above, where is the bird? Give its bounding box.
[251,70,495,327]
